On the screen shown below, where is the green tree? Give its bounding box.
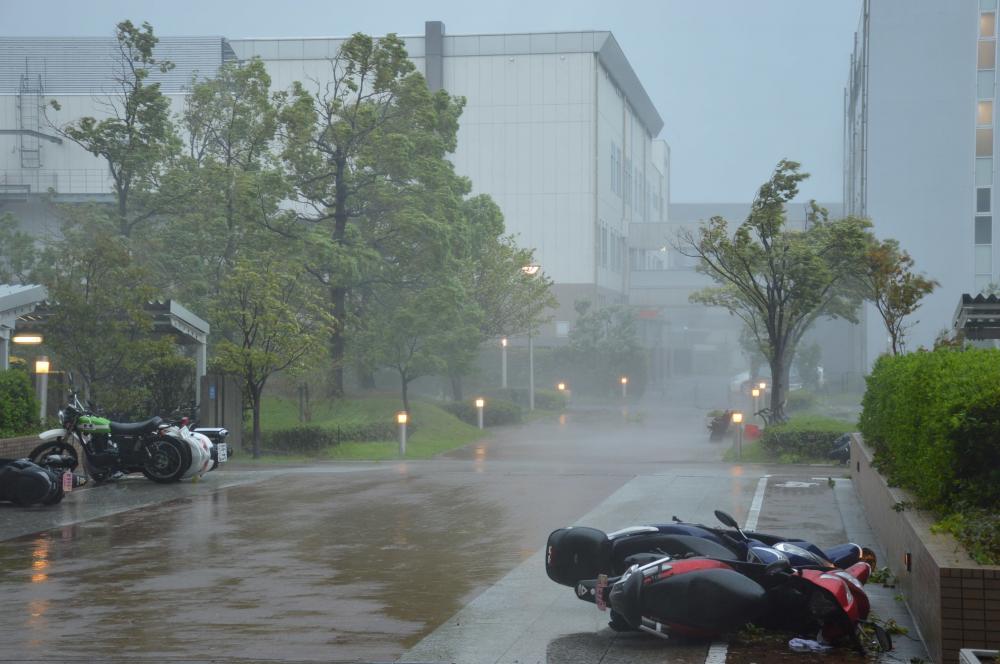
[154,58,291,312]
[444,195,556,400]
[793,342,823,390]
[562,300,645,395]
[678,160,872,422]
[36,209,166,414]
[212,256,335,458]
[861,238,938,355]
[49,20,180,237]
[279,32,466,395]
[0,213,37,284]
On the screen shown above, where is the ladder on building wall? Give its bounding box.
[18,72,43,169]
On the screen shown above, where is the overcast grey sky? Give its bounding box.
[1,0,862,204]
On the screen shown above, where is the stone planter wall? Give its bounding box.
[0,435,40,459]
[851,434,1000,663]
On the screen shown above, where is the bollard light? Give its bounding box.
[731,412,743,424]
[475,398,485,429]
[751,388,760,398]
[732,411,744,461]
[759,381,767,390]
[396,411,408,456]
[500,337,508,348]
[620,376,628,385]
[34,357,50,374]
[35,356,50,424]
[557,382,566,391]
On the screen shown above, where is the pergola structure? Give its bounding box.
[952,293,1000,341]
[3,293,210,403]
[0,284,48,370]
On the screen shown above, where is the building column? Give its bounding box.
[425,21,445,92]
[0,330,8,371]
[195,341,207,406]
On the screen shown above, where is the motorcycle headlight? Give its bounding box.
[58,409,65,424]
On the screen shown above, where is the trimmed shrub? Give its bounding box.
[760,416,854,461]
[785,390,818,413]
[859,348,1000,510]
[442,398,522,427]
[489,388,567,411]
[261,421,401,453]
[0,369,39,438]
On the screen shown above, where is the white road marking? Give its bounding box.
[705,474,769,664]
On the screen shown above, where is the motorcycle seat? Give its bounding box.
[611,534,738,568]
[109,417,164,435]
[643,567,768,632]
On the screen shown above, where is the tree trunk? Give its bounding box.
[357,364,376,390]
[330,285,346,396]
[450,373,463,401]
[250,386,262,459]
[767,350,791,424]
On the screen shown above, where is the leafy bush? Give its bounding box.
[760,416,854,461]
[442,398,522,426]
[859,348,1000,510]
[487,388,567,411]
[933,508,1000,565]
[0,368,39,438]
[785,390,818,413]
[261,421,402,453]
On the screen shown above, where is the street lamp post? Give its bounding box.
[475,398,485,429]
[731,411,744,461]
[620,376,628,400]
[35,356,50,424]
[500,338,508,389]
[396,411,408,456]
[521,265,540,411]
[751,387,760,422]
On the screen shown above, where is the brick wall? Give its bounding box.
[0,436,41,459]
[851,434,1000,662]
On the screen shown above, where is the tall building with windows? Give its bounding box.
[231,23,670,341]
[845,1,989,362]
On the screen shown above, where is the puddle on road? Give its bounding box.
[0,473,515,662]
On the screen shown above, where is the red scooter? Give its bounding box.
[573,554,888,652]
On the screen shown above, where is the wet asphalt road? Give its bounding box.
[0,385,925,664]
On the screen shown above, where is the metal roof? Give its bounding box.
[0,284,47,319]
[0,37,234,95]
[15,299,209,345]
[953,293,1000,340]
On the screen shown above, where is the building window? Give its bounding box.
[979,40,997,70]
[979,187,992,212]
[977,216,993,244]
[976,244,993,274]
[983,12,997,37]
[979,100,994,125]
[979,69,996,99]
[978,128,994,156]
[977,157,994,186]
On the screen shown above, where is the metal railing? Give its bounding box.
[0,169,113,195]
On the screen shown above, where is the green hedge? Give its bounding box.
[0,369,39,438]
[261,421,403,453]
[760,416,854,460]
[442,398,522,426]
[489,388,567,411]
[859,348,1000,511]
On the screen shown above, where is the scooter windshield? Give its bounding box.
[773,542,833,567]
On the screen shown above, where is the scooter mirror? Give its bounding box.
[714,510,739,529]
[764,558,792,575]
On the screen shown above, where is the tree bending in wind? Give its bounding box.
[678,160,872,422]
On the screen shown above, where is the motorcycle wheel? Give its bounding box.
[141,438,191,483]
[27,440,80,472]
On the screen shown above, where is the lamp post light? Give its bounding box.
[620,376,628,400]
[35,356,50,424]
[475,398,485,430]
[557,382,566,392]
[12,335,43,345]
[731,411,744,460]
[396,411,408,456]
[521,264,540,411]
[500,337,508,389]
[751,387,760,421]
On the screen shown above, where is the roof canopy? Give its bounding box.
[953,293,1000,340]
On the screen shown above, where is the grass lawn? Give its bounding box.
[253,393,483,460]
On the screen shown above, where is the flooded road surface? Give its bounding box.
[0,391,925,663]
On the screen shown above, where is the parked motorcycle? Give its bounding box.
[546,509,874,587]
[27,390,224,483]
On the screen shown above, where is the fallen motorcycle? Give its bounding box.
[0,458,85,506]
[546,509,873,587]
[28,390,225,483]
[571,553,887,652]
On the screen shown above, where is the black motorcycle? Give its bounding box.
[28,390,194,483]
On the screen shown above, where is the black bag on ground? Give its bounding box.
[0,459,65,506]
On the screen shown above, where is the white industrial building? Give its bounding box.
[0,24,673,379]
[845,0,993,362]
